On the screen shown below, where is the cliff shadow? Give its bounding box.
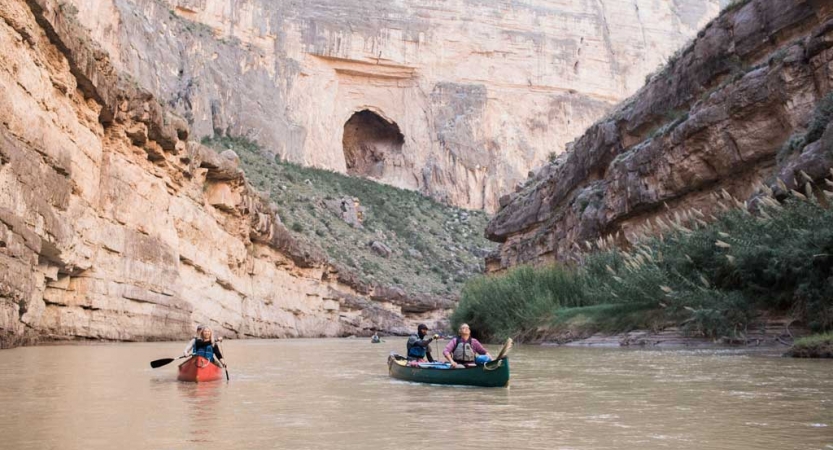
[342,110,404,179]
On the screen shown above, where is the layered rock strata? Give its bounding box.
[487,0,833,270]
[0,0,449,348]
[62,0,721,210]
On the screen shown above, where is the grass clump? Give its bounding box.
[202,136,495,296]
[793,332,833,347]
[805,93,833,145]
[723,0,752,13]
[776,93,833,168]
[776,134,806,167]
[787,332,833,358]
[547,151,559,164]
[452,181,833,342]
[453,266,587,341]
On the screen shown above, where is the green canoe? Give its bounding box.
[387,354,510,388]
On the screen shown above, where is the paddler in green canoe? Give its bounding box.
[443,323,492,368]
[406,324,439,362]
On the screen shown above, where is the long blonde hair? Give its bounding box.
[200,327,214,343]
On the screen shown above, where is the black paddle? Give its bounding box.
[150,355,187,369]
[218,342,230,381]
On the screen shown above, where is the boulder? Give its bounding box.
[369,241,392,258]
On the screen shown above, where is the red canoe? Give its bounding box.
[177,356,223,382]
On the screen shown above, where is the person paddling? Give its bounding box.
[183,324,223,357]
[443,323,492,368]
[406,324,438,362]
[182,324,205,357]
[186,326,227,368]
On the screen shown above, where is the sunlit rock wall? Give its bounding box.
[0,0,451,348]
[64,0,720,210]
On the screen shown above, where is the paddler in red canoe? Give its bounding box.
[183,326,227,368]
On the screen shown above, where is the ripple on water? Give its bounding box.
[0,340,831,450]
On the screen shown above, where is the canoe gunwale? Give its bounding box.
[387,354,510,388]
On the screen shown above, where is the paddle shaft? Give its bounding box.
[218,341,229,381]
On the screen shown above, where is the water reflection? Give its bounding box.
[177,382,223,444]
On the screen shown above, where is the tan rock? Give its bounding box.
[0,0,448,348]
[487,0,833,271]
[63,0,720,210]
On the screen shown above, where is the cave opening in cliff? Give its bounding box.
[342,110,404,179]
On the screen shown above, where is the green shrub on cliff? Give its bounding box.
[777,93,833,169]
[805,93,833,145]
[723,0,752,13]
[452,183,833,342]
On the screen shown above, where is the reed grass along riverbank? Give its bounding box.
[452,182,833,350]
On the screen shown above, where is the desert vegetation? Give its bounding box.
[786,332,833,358]
[202,136,495,296]
[452,177,833,343]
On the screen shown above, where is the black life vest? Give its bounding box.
[193,339,215,361]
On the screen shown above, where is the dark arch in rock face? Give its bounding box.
[342,110,404,179]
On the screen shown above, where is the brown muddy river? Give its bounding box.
[0,338,830,449]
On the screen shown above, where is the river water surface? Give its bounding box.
[0,339,830,450]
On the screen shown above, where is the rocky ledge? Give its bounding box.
[0,0,448,348]
[487,0,833,270]
[785,344,833,358]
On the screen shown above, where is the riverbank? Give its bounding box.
[536,320,802,349]
[3,329,824,362]
[784,333,833,358]
[451,189,833,356]
[10,321,800,349]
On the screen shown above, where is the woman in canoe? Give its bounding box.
[443,323,492,368]
[182,324,204,356]
[183,326,227,368]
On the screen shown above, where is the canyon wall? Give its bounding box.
[0,0,451,348]
[62,0,721,210]
[487,0,833,271]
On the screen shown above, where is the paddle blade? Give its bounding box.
[495,338,514,360]
[150,358,175,368]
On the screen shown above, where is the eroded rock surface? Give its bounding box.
[488,0,833,271]
[0,0,447,348]
[62,0,720,210]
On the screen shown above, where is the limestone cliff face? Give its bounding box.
[487,0,833,271]
[0,0,451,348]
[63,0,720,210]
